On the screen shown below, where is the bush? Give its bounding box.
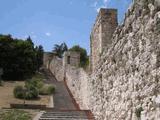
[39,85,55,95]
[39,86,48,95]
[48,85,55,94]
[25,86,39,100]
[14,86,25,99]
[14,85,39,100]
[25,79,44,90]
[14,74,55,99]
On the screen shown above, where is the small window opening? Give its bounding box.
[67,56,70,64]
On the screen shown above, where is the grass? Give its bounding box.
[0,109,31,120]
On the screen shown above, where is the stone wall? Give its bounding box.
[43,53,64,81]
[90,8,118,73]
[43,52,53,68]
[49,56,64,81]
[44,0,160,119]
[63,0,160,119]
[63,51,80,68]
[43,51,80,82]
[65,65,90,110]
[88,0,160,119]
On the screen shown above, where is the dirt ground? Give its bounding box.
[0,81,50,109]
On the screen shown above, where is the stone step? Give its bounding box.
[41,115,88,118]
[39,118,88,120]
[42,114,85,116]
[42,113,85,116]
[39,111,92,120]
[42,115,87,117]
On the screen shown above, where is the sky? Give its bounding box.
[0,0,132,54]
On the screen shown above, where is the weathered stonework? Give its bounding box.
[63,51,80,68]
[88,0,160,119]
[44,0,160,119]
[90,8,118,73]
[43,51,80,81]
[43,52,54,68]
[49,56,64,81]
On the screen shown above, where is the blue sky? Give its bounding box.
[0,0,132,53]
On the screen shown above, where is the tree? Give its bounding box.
[52,42,68,58]
[26,36,34,47]
[0,34,44,80]
[69,45,89,67]
[35,45,44,70]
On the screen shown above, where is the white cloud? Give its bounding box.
[96,7,101,12]
[92,0,111,12]
[96,5,106,13]
[45,32,51,36]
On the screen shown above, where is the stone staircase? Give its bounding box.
[38,110,94,120]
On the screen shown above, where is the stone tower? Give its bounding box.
[63,51,80,80]
[90,8,118,72]
[63,51,80,67]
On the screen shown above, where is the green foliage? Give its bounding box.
[69,45,89,67]
[14,86,25,99]
[52,42,68,58]
[35,45,44,70]
[14,80,40,100]
[39,85,55,95]
[0,109,31,120]
[48,85,55,94]
[135,107,143,118]
[25,86,39,100]
[14,73,55,99]
[25,79,43,90]
[14,84,39,100]
[0,35,44,80]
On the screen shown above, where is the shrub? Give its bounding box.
[39,85,55,95]
[48,85,55,94]
[25,79,44,90]
[14,74,55,99]
[39,86,48,95]
[14,85,39,100]
[14,86,25,99]
[25,86,39,100]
